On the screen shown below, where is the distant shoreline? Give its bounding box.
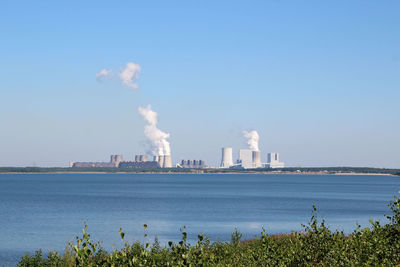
[0,168,398,176]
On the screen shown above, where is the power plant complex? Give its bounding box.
[70,129,283,169]
[70,148,284,170]
[220,147,285,169]
[70,106,285,170]
[70,154,173,169]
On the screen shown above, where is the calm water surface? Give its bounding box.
[1,173,399,266]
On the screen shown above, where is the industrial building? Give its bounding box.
[118,161,158,168]
[220,147,284,169]
[71,154,172,169]
[265,152,285,168]
[70,162,117,168]
[70,154,123,168]
[179,159,205,168]
[236,149,262,169]
[237,149,253,169]
[118,154,158,168]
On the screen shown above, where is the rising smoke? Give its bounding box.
[138,105,171,156]
[243,130,259,151]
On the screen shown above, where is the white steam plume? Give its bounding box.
[96,68,112,81]
[138,105,171,156]
[243,130,259,151]
[120,62,141,90]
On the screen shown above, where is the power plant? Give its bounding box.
[70,129,284,169]
[71,103,285,170]
[70,154,123,168]
[219,130,284,169]
[219,148,284,169]
[71,154,172,169]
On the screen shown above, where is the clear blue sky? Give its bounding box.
[0,1,399,167]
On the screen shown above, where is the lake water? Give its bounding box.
[1,173,399,266]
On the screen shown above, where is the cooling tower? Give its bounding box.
[139,155,148,162]
[252,151,262,168]
[220,147,233,168]
[163,155,172,168]
[110,155,123,166]
[135,155,140,162]
[158,156,164,168]
[115,155,123,163]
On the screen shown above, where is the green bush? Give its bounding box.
[17,194,400,266]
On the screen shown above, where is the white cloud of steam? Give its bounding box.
[95,61,141,89]
[96,68,112,81]
[243,130,259,151]
[138,105,171,156]
[120,62,141,90]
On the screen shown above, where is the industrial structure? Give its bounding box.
[235,149,262,169]
[178,159,205,168]
[220,147,284,169]
[153,155,172,168]
[265,152,285,168]
[220,147,233,168]
[119,154,158,168]
[119,160,158,168]
[71,154,172,169]
[237,149,253,169]
[252,150,262,168]
[135,155,148,162]
[70,154,123,168]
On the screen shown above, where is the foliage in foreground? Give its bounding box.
[18,194,400,266]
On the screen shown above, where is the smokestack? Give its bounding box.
[220,147,233,168]
[163,155,172,168]
[252,151,261,168]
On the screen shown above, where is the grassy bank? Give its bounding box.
[17,194,400,266]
